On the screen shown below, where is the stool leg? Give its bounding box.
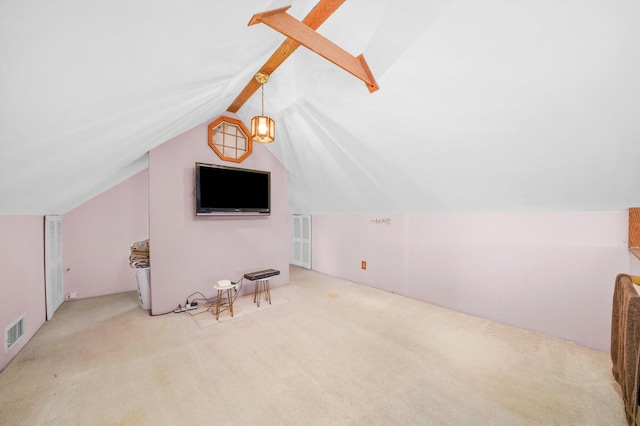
[215,289,222,320]
[260,280,265,306]
[228,288,234,318]
[266,279,271,305]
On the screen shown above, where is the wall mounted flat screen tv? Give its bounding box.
[195,162,270,216]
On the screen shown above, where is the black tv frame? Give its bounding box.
[195,162,271,216]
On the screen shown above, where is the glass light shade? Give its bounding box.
[251,115,275,143]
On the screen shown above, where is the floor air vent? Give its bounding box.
[5,313,26,353]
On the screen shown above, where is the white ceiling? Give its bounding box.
[1,0,639,215]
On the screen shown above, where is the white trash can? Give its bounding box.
[134,267,151,309]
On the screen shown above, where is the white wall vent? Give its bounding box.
[5,313,26,353]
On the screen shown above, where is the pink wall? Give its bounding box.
[148,121,290,315]
[63,169,149,299]
[0,216,46,372]
[312,211,632,351]
[632,253,640,276]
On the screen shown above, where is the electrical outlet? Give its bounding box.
[361,261,367,270]
[174,304,197,313]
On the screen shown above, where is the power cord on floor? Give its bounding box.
[176,276,245,316]
[185,291,216,306]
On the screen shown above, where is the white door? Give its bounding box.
[45,215,64,320]
[292,215,311,269]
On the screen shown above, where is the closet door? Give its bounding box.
[45,215,64,320]
[292,215,311,269]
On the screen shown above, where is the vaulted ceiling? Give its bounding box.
[1,0,638,215]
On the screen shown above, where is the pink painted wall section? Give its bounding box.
[312,211,630,351]
[63,169,149,299]
[632,253,640,276]
[0,216,46,372]
[148,123,290,315]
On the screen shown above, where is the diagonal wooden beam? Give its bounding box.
[226,0,345,113]
[249,6,378,93]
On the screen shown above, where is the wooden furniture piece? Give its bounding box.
[243,269,280,307]
[213,279,238,320]
[630,208,640,261]
[611,274,640,424]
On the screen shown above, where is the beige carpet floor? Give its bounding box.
[0,266,627,425]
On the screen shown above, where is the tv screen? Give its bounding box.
[195,162,270,216]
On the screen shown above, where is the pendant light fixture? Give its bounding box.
[250,72,275,143]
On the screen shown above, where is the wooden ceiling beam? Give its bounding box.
[249,6,378,93]
[226,0,345,113]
